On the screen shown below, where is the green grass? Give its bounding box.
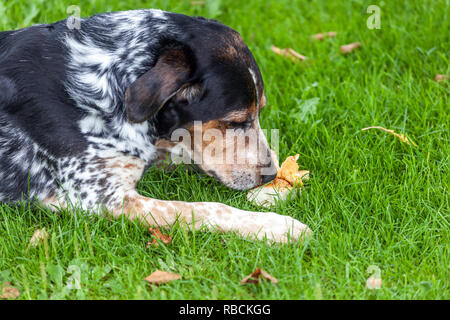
[0,0,449,299]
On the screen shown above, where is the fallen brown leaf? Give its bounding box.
[190,0,205,5]
[311,31,337,41]
[271,45,307,62]
[144,270,180,285]
[1,282,20,299]
[362,126,417,146]
[327,31,337,37]
[240,268,278,285]
[27,228,49,252]
[340,42,361,54]
[311,33,325,41]
[434,74,448,82]
[146,227,172,247]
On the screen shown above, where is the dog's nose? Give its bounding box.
[261,172,277,184]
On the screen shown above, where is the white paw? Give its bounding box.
[254,212,312,243]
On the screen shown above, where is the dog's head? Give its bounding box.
[125,17,276,190]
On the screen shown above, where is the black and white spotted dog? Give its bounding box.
[0,9,310,242]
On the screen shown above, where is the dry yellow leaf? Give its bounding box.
[277,154,303,186]
[271,46,307,62]
[247,153,309,207]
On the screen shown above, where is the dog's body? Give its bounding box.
[0,9,310,242]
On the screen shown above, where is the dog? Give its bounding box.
[0,9,310,243]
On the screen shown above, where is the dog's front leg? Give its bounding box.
[115,191,311,243]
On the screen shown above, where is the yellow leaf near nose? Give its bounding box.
[247,153,309,207]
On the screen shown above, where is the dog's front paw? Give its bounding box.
[253,212,312,243]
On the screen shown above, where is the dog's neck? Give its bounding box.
[64,9,178,139]
[61,9,185,163]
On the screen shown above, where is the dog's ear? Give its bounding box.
[173,82,204,104]
[125,47,193,123]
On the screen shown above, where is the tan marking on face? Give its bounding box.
[187,119,239,168]
[221,110,250,122]
[249,101,257,115]
[187,119,225,151]
[259,92,266,110]
[155,139,177,150]
[184,113,272,190]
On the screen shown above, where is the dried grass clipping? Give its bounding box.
[340,42,361,54]
[271,46,307,63]
[311,31,337,41]
[26,228,49,252]
[362,126,417,146]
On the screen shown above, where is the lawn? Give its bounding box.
[0,0,448,300]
